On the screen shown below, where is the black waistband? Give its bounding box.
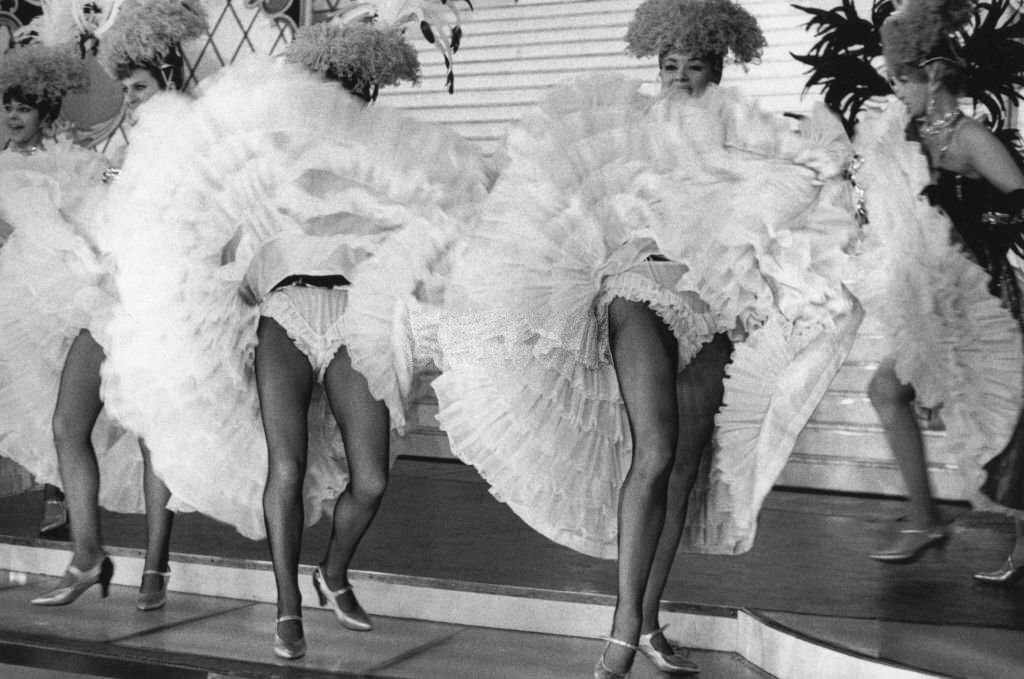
[272,274,351,292]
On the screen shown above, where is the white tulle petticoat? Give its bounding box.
[98,56,490,539]
[851,102,1024,511]
[435,75,863,559]
[0,145,147,513]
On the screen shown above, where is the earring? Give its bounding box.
[926,94,936,118]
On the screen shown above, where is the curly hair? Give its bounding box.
[625,0,766,64]
[284,21,420,101]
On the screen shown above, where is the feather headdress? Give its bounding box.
[791,0,895,133]
[0,0,92,104]
[96,0,208,76]
[794,0,1024,131]
[880,0,974,68]
[286,0,470,98]
[0,42,88,104]
[625,0,766,64]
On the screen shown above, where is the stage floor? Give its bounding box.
[1,458,1023,677]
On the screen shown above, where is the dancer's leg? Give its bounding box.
[319,344,390,611]
[256,317,315,642]
[139,440,174,595]
[641,333,731,644]
[51,330,106,571]
[601,298,680,673]
[868,361,941,529]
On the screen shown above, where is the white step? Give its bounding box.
[778,451,964,500]
[795,422,950,464]
[826,362,877,392]
[808,391,879,426]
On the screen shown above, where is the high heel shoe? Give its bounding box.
[973,554,1024,585]
[593,637,637,679]
[273,615,306,660]
[31,556,114,606]
[312,566,372,631]
[869,527,948,563]
[136,569,171,611]
[638,626,700,674]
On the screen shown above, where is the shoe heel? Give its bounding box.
[98,558,114,598]
[313,570,327,606]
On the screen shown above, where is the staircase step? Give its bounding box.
[796,422,949,463]
[826,362,878,392]
[808,391,878,427]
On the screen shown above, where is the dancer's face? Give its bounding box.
[889,69,929,118]
[3,99,44,148]
[659,52,715,97]
[121,69,162,111]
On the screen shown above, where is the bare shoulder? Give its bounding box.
[955,116,999,144]
[953,116,1024,190]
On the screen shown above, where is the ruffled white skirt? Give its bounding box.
[851,103,1023,510]
[0,152,146,513]
[98,56,489,538]
[435,75,863,558]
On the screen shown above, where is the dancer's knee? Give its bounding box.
[51,407,92,452]
[348,468,389,507]
[266,455,306,492]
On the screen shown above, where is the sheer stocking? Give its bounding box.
[51,330,105,571]
[139,440,174,593]
[319,345,391,597]
[641,332,731,640]
[255,317,314,641]
[868,361,941,528]
[604,298,680,672]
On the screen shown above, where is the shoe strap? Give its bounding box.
[315,567,351,596]
[142,570,171,577]
[604,637,638,651]
[276,615,303,623]
[639,624,669,642]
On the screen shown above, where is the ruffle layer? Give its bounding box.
[100,56,488,538]
[436,75,861,558]
[0,148,145,513]
[851,102,1024,510]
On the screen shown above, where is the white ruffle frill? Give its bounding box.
[435,75,863,558]
[0,142,146,512]
[99,56,489,539]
